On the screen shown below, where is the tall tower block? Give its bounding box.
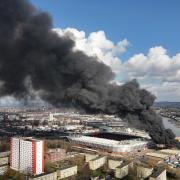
[10,137,44,175]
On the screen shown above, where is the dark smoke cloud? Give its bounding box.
[0,0,179,147]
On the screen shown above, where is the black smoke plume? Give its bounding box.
[0,0,179,147]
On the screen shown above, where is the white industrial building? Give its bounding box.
[68,135,148,153]
[10,137,44,176]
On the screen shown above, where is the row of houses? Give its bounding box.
[29,166,78,180]
[86,154,167,180]
[0,149,168,180]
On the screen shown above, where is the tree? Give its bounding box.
[0,168,25,180]
[42,120,48,126]
[44,161,54,173]
[33,120,40,126]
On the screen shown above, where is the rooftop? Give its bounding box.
[0,151,10,158]
[90,156,106,161]
[117,161,131,168]
[146,152,169,159]
[48,148,66,153]
[12,137,42,142]
[150,167,166,178]
[29,172,57,179]
[159,149,180,155]
[69,135,147,147]
[58,165,77,171]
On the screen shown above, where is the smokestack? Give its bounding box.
[0,0,179,147]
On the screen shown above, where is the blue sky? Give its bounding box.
[30,0,180,101]
[31,0,180,58]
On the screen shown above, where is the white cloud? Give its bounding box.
[54,28,180,101]
[113,38,129,54]
[126,47,171,77]
[142,82,180,101]
[124,46,180,101]
[125,46,180,80]
[54,28,129,73]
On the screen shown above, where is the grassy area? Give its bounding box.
[44,154,85,173]
[44,154,111,179]
[45,139,72,152]
[0,168,25,180]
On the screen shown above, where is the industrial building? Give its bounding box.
[10,137,44,176]
[68,135,148,153]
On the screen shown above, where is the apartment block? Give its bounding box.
[10,137,44,176]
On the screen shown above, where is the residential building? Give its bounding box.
[136,166,153,179]
[85,153,99,163]
[28,172,57,180]
[149,168,166,180]
[115,162,132,179]
[46,149,66,163]
[89,156,107,170]
[108,159,123,170]
[10,137,44,176]
[0,165,8,175]
[57,166,77,179]
[0,156,8,166]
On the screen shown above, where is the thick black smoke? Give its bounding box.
[0,0,179,147]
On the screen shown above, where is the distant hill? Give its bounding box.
[154,101,180,108]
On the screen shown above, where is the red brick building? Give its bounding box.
[46,148,66,163]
